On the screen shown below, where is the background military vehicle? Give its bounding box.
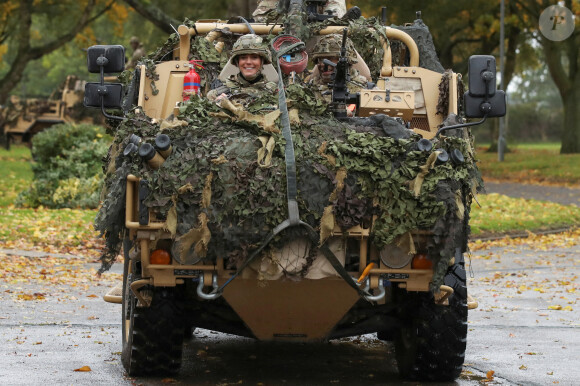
[87,7,505,382]
[2,75,101,149]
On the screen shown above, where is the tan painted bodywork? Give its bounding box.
[125,174,433,340]
[3,76,89,143]
[223,278,359,341]
[123,21,458,340]
[138,23,456,140]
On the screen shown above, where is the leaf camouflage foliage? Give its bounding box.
[96,90,481,291]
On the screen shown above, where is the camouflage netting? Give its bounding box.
[390,19,445,74]
[96,95,480,291]
[96,16,482,292]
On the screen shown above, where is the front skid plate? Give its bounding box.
[222,277,360,341]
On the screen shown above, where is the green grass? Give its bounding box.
[476,143,580,185]
[0,145,34,206]
[0,206,98,247]
[0,143,578,246]
[509,142,561,151]
[470,193,580,236]
[0,145,99,249]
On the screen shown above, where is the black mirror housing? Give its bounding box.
[87,45,126,74]
[464,90,506,118]
[467,55,497,97]
[464,55,506,118]
[84,82,123,109]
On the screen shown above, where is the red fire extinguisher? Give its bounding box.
[183,60,204,101]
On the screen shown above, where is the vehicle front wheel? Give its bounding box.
[121,258,184,375]
[394,254,468,381]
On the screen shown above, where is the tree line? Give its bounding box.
[0,0,578,152]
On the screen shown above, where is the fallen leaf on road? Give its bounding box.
[548,305,562,310]
[519,365,527,370]
[17,293,45,301]
[486,370,494,380]
[74,366,92,372]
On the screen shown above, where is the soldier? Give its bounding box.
[207,34,277,104]
[305,34,369,103]
[252,0,347,23]
[126,36,145,70]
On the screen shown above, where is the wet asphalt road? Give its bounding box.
[1,236,579,386]
[484,181,580,207]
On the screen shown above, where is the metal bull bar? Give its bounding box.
[197,41,373,301]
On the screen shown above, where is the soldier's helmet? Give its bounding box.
[311,34,358,64]
[231,34,272,65]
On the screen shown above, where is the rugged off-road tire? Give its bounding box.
[394,253,468,381]
[121,257,185,376]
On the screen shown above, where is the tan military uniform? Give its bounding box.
[127,44,145,69]
[306,33,369,103]
[207,73,277,105]
[252,0,346,22]
[252,0,277,22]
[305,68,368,103]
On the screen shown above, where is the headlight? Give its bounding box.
[150,248,171,265]
[172,242,202,265]
[379,244,413,268]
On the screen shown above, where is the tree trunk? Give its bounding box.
[540,0,579,153]
[560,81,580,153]
[122,0,180,34]
[0,0,107,105]
[0,0,32,105]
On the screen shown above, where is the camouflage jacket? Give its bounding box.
[252,0,346,23]
[207,73,277,105]
[304,68,368,103]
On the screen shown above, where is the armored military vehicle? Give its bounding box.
[88,8,505,381]
[2,75,100,149]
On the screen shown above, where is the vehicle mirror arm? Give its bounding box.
[98,55,124,121]
[434,114,488,138]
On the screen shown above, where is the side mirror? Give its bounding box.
[464,90,506,118]
[87,45,125,74]
[84,83,123,109]
[464,55,506,118]
[467,55,496,97]
[84,45,125,119]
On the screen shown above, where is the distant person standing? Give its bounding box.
[126,36,145,69]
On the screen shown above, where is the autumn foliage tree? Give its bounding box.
[512,0,579,154]
[0,0,128,106]
[359,0,579,153]
[2,0,578,152]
